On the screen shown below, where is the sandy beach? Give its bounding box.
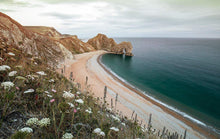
[62,50,214,139]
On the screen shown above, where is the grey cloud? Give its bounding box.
[42,12,80,20]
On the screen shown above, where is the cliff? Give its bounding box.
[88,33,134,56]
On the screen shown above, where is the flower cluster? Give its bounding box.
[110,127,119,132]
[19,127,33,133]
[63,91,74,99]
[8,71,17,77]
[1,81,14,90]
[36,71,47,76]
[110,115,120,122]
[62,133,73,139]
[0,65,11,71]
[38,118,50,127]
[24,89,35,94]
[26,118,39,126]
[85,107,92,114]
[75,99,84,104]
[93,128,105,137]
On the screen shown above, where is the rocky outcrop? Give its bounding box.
[87,34,117,51]
[25,26,62,37]
[56,35,95,54]
[88,33,133,56]
[0,12,70,66]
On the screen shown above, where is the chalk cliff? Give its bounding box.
[88,33,133,56]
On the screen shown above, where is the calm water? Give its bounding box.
[101,38,220,131]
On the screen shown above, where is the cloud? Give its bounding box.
[0,0,219,38]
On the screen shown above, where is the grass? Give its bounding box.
[0,45,183,139]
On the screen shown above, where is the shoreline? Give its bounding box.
[97,53,218,139]
[63,50,217,139]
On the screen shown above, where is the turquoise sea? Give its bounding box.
[101,38,220,134]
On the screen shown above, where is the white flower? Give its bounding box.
[8,52,15,56]
[63,91,74,99]
[110,115,120,122]
[26,118,39,126]
[36,71,47,76]
[93,128,101,134]
[34,62,37,65]
[99,131,105,137]
[26,75,35,80]
[85,107,92,114]
[49,79,55,83]
[68,102,74,108]
[19,127,33,133]
[24,89,34,94]
[0,65,11,71]
[0,57,3,61]
[93,128,105,136]
[1,81,14,90]
[77,107,80,110]
[47,94,52,98]
[75,99,84,104]
[110,127,119,132]
[62,133,73,139]
[121,122,126,126]
[38,118,50,127]
[8,71,17,77]
[76,91,81,95]
[44,91,50,94]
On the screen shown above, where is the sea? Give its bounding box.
[101,38,220,134]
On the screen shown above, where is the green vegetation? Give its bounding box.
[0,45,183,138]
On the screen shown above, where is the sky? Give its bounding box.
[0,0,220,38]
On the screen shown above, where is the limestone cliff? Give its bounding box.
[0,12,68,67]
[87,33,133,56]
[87,33,117,51]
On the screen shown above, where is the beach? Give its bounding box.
[62,50,214,139]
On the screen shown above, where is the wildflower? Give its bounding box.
[62,133,73,139]
[93,128,105,137]
[36,71,47,76]
[19,127,33,133]
[93,128,101,134]
[44,91,50,94]
[49,79,55,83]
[0,57,3,61]
[100,131,105,137]
[8,52,15,56]
[110,115,120,122]
[16,86,20,90]
[68,102,74,108]
[8,71,17,77]
[74,109,77,113]
[85,107,92,114]
[15,65,22,69]
[24,89,34,94]
[50,99,55,103]
[16,76,27,81]
[1,81,14,90]
[26,118,39,126]
[47,94,52,98]
[76,91,81,95]
[51,89,56,93]
[26,75,35,80]
[0,65,11,71]
[110,127,119,132]
[121,122,126,126]
[75,99,84,104]
[38,118,50,127]
[63,91,74,99]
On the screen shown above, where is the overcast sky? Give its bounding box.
[1,0,220,38]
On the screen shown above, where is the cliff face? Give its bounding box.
[0,12,67,66]
[87,33,117,50]
[87,33,133,56]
